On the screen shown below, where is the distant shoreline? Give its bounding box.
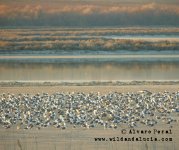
[1,55,179,59]
[1,80,179,87]
[1,27,179,51]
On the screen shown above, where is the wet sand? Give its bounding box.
[0,84,179,150]
[0,124,178,150]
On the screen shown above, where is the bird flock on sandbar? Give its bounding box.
[0,90,179,130]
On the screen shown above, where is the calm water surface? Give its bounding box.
[0,55,179,81]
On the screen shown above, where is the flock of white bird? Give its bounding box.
[0,90,179,130]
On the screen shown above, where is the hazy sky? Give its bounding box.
[0,0,179,26]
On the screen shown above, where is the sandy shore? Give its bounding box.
[0,84,179,150]
[0,84,179,95]
[0,123,178,150]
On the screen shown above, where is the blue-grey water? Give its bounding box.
[1,49,179,56]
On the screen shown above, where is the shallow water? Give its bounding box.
[103,35,179,41]
[0,56,179,81]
